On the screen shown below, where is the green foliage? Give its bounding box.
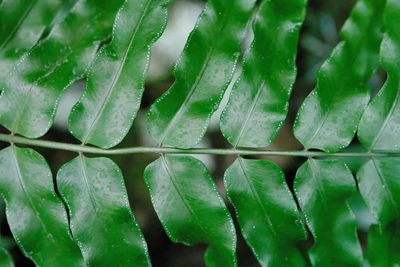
[0,0,64,58]
[224,158,307,266]
[220,0,307,148]
[0,0,124,138]
[294,159,362,266]
[147,0,256,148]
[294,0,386,152]
[0,146,83,266]
[57,156,150,266]
[0,247,14,267]
[144,155,236,266]
[69,0,170,149]
[0,0,399,266]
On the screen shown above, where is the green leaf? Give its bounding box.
[68,0,170,149]
[357,159,400,230]
[357,159,400,266]
[358,0,400,152]
[57,155,150,267]
[224,158,307,267]
[0,146,84,267]
[294,159,362,266]
[147,0,256,148]
[294,0,386,152]
[0,0,66,81]
[0,0,124,138]
[356,2,400,265]
[0,0,29,45]
[220,0,307,148]
[0,247,14,267]
[364,224,400,266]
[144,155,236,267]
[0,0,63,57]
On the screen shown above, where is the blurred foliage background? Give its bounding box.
[0,0,386,265]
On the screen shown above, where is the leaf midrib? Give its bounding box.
[233,81,265,147]
[158,49,214,146]
[10,145,55,244]
[0,0,38,51]
[303,10,382,149]
[10,49,73,134]
[237,158,277,236]
[368,87,400,151]
[371,158,400,218]
[158,5,234,146]
[160,155,208,241]
[78,154,99,214]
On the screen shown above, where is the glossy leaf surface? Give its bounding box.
[57,155,150,267]
[294,159,362,266]
[357,159,400,266]
[69,0,170,149]
[358,159,400,230]
[220,0,307,148]
[294,0,385,152]
[358,0,400,152]
[144,155,236,266]
[0,146,84,267]
[0,0,124,138]
[365,224,400,266]
[0,0,37,50]
[225,158,307,267]
[0,0,63,56]
[0,247,14,267]
[356,2,400,265]
[147,0,256,148]
[0,0,65,83]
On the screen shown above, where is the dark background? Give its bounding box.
[0,0,385,266]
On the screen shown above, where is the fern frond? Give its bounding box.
[0,0,399,266]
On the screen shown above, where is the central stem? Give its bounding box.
[0,133,399,158]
